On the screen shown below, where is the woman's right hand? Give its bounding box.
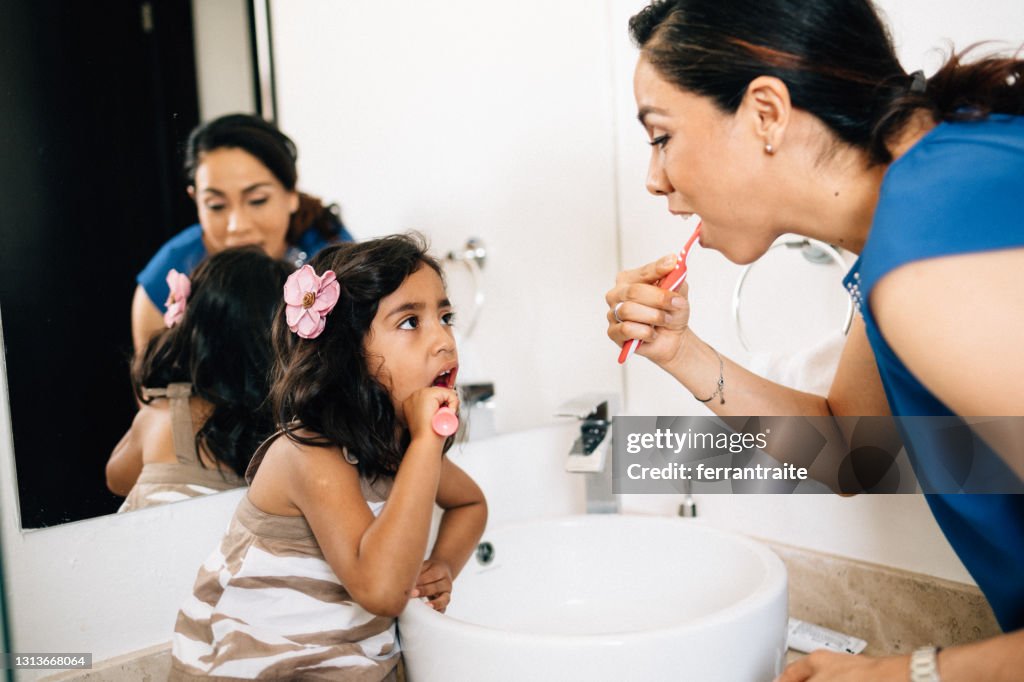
[605,254,692,367]
[403,387,460,444]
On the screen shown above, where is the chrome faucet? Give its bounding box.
[557,394,620,514]
[460,382,496,441]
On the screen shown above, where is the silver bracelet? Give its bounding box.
[910,646,942,682]
[694,347,725,405]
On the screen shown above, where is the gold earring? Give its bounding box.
[764,143,775,154]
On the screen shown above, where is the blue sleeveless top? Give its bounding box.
[137,222,353,311]
[843,115,1024,631]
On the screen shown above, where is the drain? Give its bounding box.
[475,541,495,565]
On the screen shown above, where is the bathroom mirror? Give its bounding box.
[0,0,265,527]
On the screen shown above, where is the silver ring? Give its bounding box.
[612,301,625,324]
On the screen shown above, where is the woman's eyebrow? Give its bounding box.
[242,182,274,194]
[637,105,668,126]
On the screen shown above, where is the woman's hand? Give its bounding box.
[403,387,460,444]
[776,651,908,681]
[605,254,691,367]
[410,559,453,612]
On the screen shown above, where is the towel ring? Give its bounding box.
[732,238,855,353]
[445,237,486,340]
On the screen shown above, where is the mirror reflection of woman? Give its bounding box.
[131,113,354,353]
[109,247,291,511]
[606,1,1024,679]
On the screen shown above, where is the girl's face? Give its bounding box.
[364,265,459,417]
[189,147,299,259]
[634,55,780,264]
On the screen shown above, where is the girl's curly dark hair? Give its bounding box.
[269,233,451,481]
[132,246,291,477]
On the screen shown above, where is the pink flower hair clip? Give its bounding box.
[283,264,340,339]
[164,269,191,328]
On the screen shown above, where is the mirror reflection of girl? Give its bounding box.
[132,113,354,354]
[607,1,1024,680]
[169,235,487,681]
[108,247,291,511]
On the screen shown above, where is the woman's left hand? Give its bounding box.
[410,559,453,612]
[776,651,909,681]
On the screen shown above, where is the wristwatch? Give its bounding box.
[910,646,942,682]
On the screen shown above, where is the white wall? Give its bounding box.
[191,0,257,120]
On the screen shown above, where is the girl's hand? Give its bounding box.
[776,650,908,681]
[410,559,453,612]
[605,254,691,367]
[403,387,460,443]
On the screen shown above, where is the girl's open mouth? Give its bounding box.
[431,367,457,389]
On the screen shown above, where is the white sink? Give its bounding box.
[445,422,586,525]
[400,515,788,682]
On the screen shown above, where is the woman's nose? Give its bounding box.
[645,152,672,196]
[226,210,251,234]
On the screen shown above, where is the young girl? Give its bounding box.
[107,247,291,511]
[170,234,487,681]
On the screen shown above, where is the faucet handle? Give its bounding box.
[460,382,495,406]
[554,393,620,421]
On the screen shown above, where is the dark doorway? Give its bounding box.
[0,1,201,526]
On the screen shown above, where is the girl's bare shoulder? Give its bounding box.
[251,430,360,504]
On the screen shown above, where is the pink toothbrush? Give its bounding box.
[432,407,459,437]
[617,222,701,364]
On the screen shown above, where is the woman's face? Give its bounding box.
[189,147,299,259]
[633,56,779,264]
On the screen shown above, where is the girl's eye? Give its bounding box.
[649,134,670,149]
[398,316,419,330]
[206,204,226,212]
[249,197,269,207]
[441,311,456,326]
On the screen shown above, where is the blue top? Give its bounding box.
[137,222,352,310]
[844,115,1024,631]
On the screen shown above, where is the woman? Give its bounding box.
[605,1,1023,679]
[132,113,354,352]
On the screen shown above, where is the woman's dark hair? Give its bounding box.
[132,247,292,478]
[269,233,451,481]
[184,113,347,243]
[630,0,1024,165]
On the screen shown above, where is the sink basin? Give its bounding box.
[445,422,585,525]
[400,515,788,681]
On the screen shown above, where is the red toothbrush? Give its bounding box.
[618,222,701,364]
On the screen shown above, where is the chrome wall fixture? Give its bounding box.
[732,238,855,352]
[445,237,487,339]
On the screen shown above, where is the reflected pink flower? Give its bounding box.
[163,269,191,328]
[283,265,340,339]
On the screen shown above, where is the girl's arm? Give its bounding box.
[106,412,145,495]
[411,459,487,612]
[872,247,1024,478]
[428,458,487,578]
[273,387,459,617]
